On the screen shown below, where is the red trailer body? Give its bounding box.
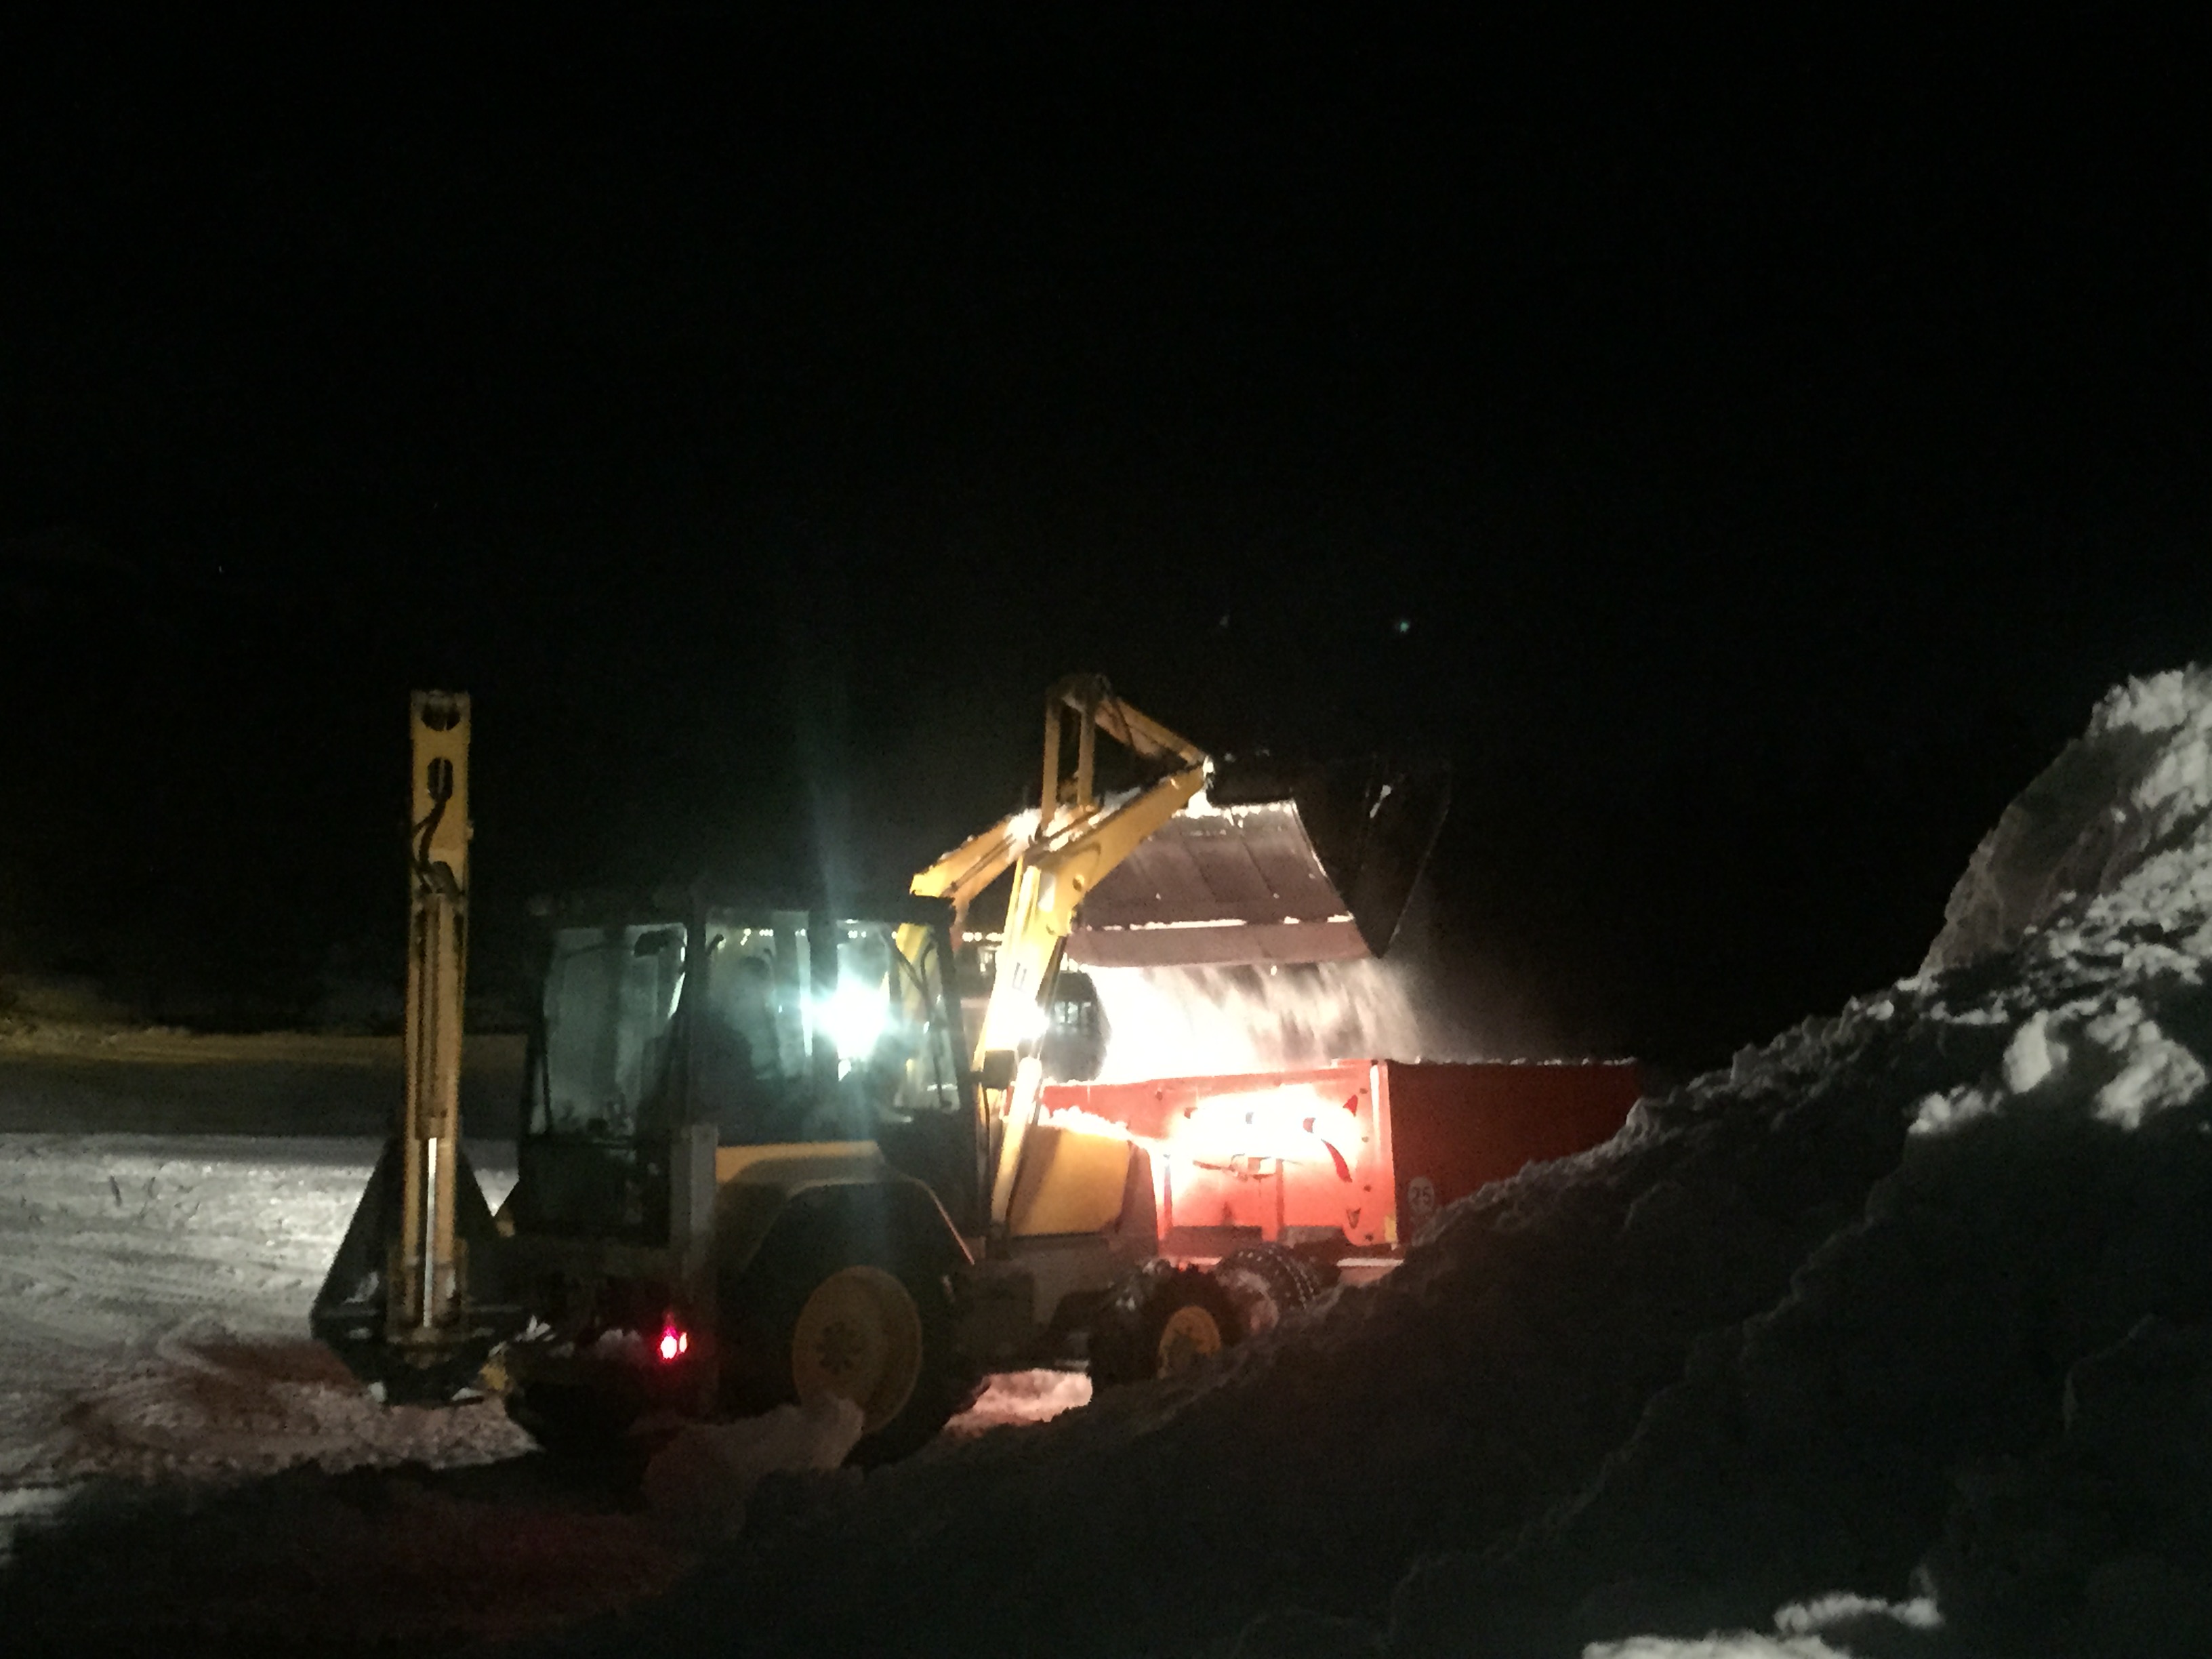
[1039,1059,1641,1274]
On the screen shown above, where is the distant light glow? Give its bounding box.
[657,1323,690,1363]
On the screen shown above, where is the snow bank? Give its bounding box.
[554,668,2212,1659]
[643,1395,863,1539]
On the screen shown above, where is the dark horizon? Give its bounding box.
[3,13,2207,1071]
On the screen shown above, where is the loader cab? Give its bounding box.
[1040,969,1109,1082]
[954,938,1107,1084]
[512,893,983,1244]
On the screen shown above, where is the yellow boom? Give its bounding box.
[903,675,1214,1225]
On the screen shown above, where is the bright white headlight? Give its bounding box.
[821,979,888,1060]
[1000,998,1048,1044]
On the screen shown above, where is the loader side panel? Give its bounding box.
[1004,1124,1142,1237]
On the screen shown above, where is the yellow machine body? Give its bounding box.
[320,674,1438,1441]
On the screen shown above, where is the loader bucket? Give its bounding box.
[1067,758,1449,968]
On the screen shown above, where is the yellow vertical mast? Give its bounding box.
[394,690,472,1340]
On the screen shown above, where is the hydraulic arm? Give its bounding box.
[903,677,1214,1224]
[313,691,519,1400]
[977,676,1209,1057]
[903,676,1210,1061]
[396,690,472,1337]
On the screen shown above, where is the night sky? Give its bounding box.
[3,13,2206,1069]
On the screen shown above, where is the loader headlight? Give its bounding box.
[999,998,1048,1045]
[819,980,888,1061]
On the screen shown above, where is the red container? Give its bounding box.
[1039,1059,1641,1260]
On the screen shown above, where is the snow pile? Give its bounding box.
[552,669,2212,1659]
[2,1456,689,1653]
[66,1319,526,1482]
[643,1395,864,1539]
[1925,668,2212,972]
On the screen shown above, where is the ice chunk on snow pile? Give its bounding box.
[568,669,2212,1659]
[1910,991,2209,1137]
[940,1368,1092,1437]
[1584,1639,1847,1659]
[1776,1593,1942,1637]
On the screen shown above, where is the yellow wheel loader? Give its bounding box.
[315,676,1446,1460]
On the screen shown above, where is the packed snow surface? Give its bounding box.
[0,1134,528,1556]
[559,667,2212,1659]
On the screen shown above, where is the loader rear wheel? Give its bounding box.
[1088,1261,1246,1387]
[724,1211,961,1465]
[790,1265,926,1435]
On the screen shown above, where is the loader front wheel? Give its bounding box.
[1088,1261,1246,1387]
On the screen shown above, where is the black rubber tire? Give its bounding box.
[1215,1243,1328,1336]
[720,1205,964,1466]
[1087,1260,1246,1387]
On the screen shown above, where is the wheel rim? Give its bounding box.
[791,1266,924,1432]
[1155,1303,1224,1376]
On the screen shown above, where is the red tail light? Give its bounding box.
[657,1322,691,1363]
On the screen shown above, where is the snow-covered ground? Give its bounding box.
[0,1136,529,1557]
[0,1132,1090,1519]
[0,1125,1093,1651]
[0,1025,529,1563]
